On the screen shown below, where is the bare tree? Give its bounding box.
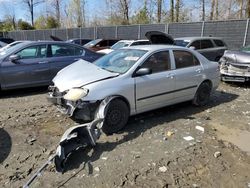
[210,0,215,20]
[119,0,130,24]
[227,0,232,19]
[170,0,174,22]
[201,0,205,21]
[247,0,250,18]
[23,0,44,26]
[157,0,163,23]
[175,0,179,22]
[215,0,218,20]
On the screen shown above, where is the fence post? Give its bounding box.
[165,23,169,34]
[138,24,141,39]
[115,26,118,39]
[243,19,249,47]
[80,27,82,39]
[201,21,205,37]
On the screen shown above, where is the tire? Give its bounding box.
[102,99,129,135]
[193,82,212,106]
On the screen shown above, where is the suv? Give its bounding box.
[174,37,227,61]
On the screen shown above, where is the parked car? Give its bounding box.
[97,39,151,54]
[0,37,14,44]
[84,39,120,51]
[220,45,250,82]
[174,36,227,61]
[66,38,92,46]
[0,41,103,90]
[0,41,28,53]
[48,44,220,135]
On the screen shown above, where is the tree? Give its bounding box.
[247,0,250,18]
[175,0,180,22]
[201,0,205,21]
[170,0,174,22]
[131,1,150,24]
[23,0,45,26]
[210,0,215,20]
[157,0,163,23]
[17,19,34,30]
[66,0,86,27]
[35,15,59,29]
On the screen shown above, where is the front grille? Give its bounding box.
[228,64,250,73]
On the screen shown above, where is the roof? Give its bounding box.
[174,36,223,41]
[124,44,187,51]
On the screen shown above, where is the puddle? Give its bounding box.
[213,124,250,155]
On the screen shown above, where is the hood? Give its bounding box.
[223,50,250,64]
[53,60,118,92]
[145,31,174,45]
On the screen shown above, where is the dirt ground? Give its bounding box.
[0,82,250,188]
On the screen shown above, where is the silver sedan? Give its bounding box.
[48,45,220,134]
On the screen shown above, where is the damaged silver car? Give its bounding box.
[48,43,220,135]
[220,45,250,82]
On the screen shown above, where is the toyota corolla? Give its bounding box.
[48,45,220,135]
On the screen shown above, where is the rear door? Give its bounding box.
[1,44,50,89]
[197,39,216,61]
[48,44,85,79]
[171,50,203,101]
[135,50,175,113]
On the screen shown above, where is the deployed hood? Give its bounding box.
[223,50,250,64]
[145,31,174,45]
[53,60,118,92]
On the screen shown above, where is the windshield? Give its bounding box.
[241,45,250,52]
[111,41,130,50]
[84,39,102,47]
[93,49,147,74]
[174,40,189,47]
[0,42,29,58]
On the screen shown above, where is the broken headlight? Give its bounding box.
[63,88,89,101]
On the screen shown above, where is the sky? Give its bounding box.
[0,0,198,24]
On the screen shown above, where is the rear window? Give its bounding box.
[174,40,189,47]
[213,39,225,47]
[173,50,200,69]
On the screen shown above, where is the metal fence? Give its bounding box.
[6,19,250,49]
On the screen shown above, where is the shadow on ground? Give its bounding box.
[0,128,12,164]
[0,86,48,98]
[56,89,238,184]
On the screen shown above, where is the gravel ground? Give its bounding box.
[0,82,250,188]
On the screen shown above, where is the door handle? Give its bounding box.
[38,61,49,64]
[195,69,201,73]
[166,73,175,79]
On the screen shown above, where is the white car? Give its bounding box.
[97,39,151,54]
[48,43,220,135]
[0,41,7,48]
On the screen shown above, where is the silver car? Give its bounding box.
[48,45,220,134]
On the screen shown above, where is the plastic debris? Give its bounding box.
[166,131,174,137]
[159,166,167,172]
[183,136,194,141]
[213,151,221,158]
[195,126,204,132]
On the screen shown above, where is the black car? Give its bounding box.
[0,41,103,90]
[66,38,92,46]
[0,38,15,44]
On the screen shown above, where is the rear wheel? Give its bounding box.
[102,99,129,135]
[193,82,212,106]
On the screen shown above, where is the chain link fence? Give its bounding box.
[6,19,250,49]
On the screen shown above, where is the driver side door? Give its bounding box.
[135,50,175,113]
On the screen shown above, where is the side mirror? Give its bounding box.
[9,54,21,63]
[189,46,196,50]
[133,68,152,77]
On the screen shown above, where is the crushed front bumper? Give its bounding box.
[47,87,99,121]
[220,63,250,82]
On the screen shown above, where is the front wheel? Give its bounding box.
[102,99,129,135]
[193,82,212,106]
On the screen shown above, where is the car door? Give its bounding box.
[135,50,175,113]
[171,50,203,101]
[48,44,85,79]
[197,39,216,61]
[0,44,50,89]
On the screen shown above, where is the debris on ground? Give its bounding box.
[183,136,194,141]
[213,151,222,158]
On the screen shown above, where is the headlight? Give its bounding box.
[63,88,89,101]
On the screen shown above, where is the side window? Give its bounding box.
[173,50,200,69]
[190,40,201,49]
[16,45,47,59]
[213,39,225,47]
[131,41,151,46]
[200,40,214,49]
[51,44,84,57]
[141,51,170,73]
